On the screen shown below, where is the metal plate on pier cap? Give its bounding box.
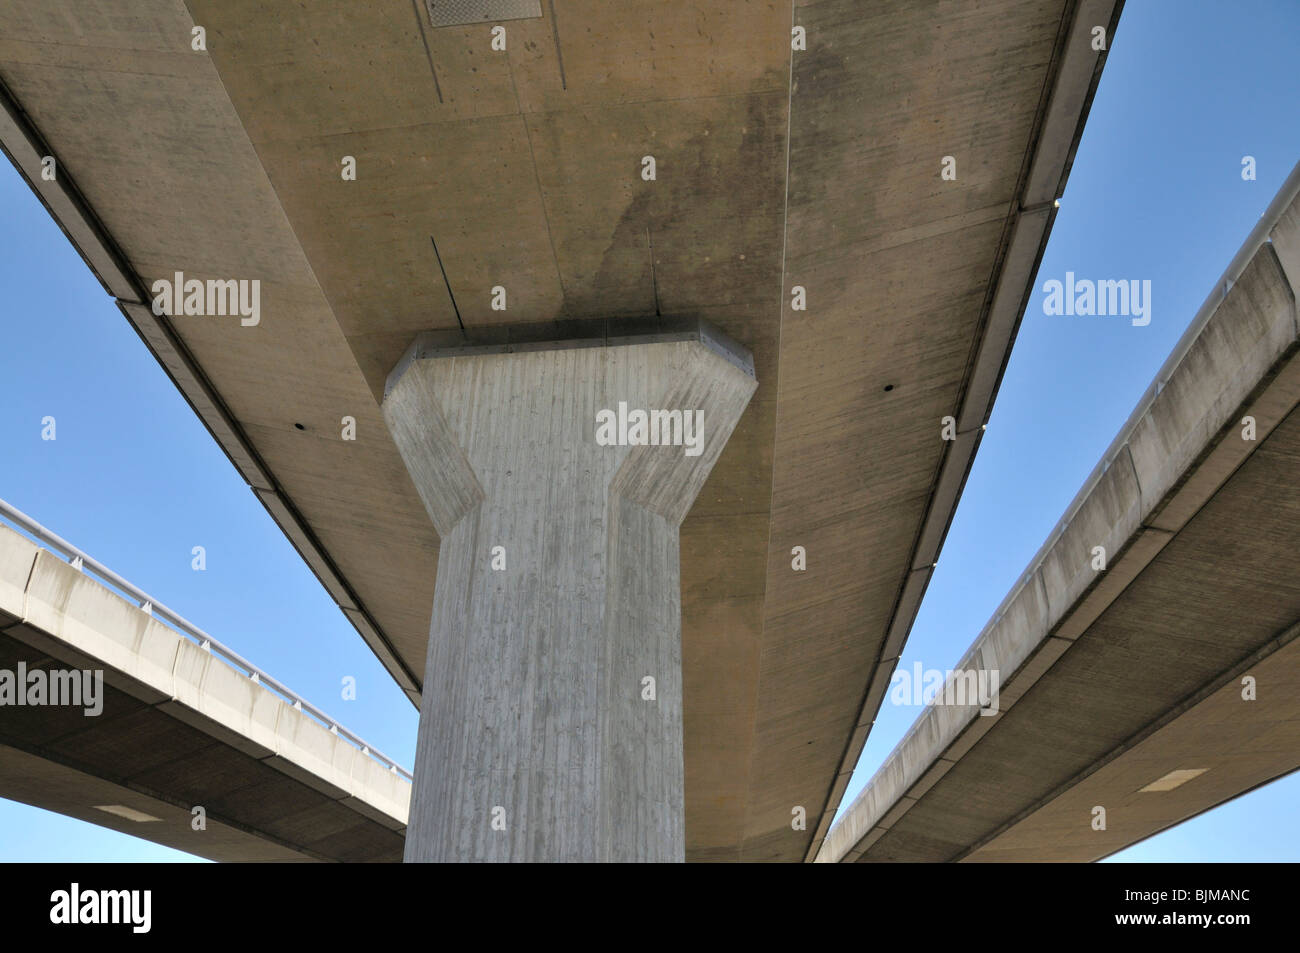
[425,0,542,27]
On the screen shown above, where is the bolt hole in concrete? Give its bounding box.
[294,422,305,431]
[883,384,895,392]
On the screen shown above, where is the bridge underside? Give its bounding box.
[821,190,1300,863]
[0,524,408,862]
[0,0,1119,860]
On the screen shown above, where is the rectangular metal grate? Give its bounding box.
[425,0,542,27]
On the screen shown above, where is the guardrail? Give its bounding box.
[0,496,413,783]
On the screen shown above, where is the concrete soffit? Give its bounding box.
[800,0,1127,861]
[0,71,423,704]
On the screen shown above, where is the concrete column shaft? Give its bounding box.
[383,332,755,861]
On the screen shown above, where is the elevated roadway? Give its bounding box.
[0,0,1123,859]
[819,167,1300,863]
[0,501,410,862]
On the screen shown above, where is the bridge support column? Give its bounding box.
[381,322,755,862]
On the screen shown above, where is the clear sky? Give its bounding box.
[1,0,1297,862]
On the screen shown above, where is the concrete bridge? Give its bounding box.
[0,0,1130,860]
[819,165,1300,863]
[0,500,410,862]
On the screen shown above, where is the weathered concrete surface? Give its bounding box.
[0,0,1121,860]
[0,522,410,862]
[968,623,1300,861]
[818,174,1300,863]
[384,327,755,861]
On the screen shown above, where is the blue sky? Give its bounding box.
[1,0,1297,862]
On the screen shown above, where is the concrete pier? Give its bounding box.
[382,322,756,862]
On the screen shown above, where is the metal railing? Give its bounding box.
[0,496,413,782]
